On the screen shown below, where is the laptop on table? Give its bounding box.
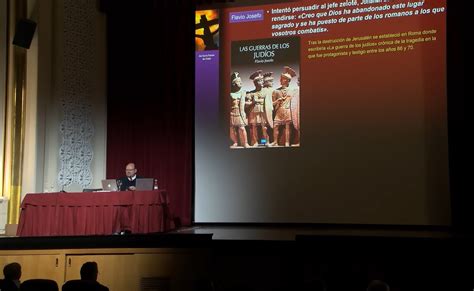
[101,179,118,191]
[135,178,154,191]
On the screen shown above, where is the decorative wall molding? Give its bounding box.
[57,0,96,188]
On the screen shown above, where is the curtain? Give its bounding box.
[105,0,194,225]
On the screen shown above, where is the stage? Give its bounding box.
[0,223,465,244]
[172,224,456,241]
[1,225,472,291]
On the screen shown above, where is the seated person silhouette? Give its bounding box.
[367,280,390,291]
[0,262,21,291]
[62,262,109,291]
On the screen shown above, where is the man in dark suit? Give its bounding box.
[118,162,140,191]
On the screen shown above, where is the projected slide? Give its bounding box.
[195,0,450,224]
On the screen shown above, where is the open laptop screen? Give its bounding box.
[135,178,154,191]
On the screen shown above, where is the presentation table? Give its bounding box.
[17,190,170,237]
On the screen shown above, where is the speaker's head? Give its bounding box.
[12,19,37,49]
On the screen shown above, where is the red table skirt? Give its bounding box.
[17,190,170,237]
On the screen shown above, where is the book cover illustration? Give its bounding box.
[229,37,300,149]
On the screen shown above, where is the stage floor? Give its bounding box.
[0,223,464,251]
[170,224,455,241]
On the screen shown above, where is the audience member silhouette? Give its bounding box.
[80,262,108,291]
[302,278,327,291]
[62,262,108,291]
[194,279,215,291]
[0,262,21,291]
[367,279,390,291]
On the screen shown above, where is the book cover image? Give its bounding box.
[228,37,300,149]
[195,10,219,51]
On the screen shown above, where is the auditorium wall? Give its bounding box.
[0,247,211,291]
[21,0,107,197]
